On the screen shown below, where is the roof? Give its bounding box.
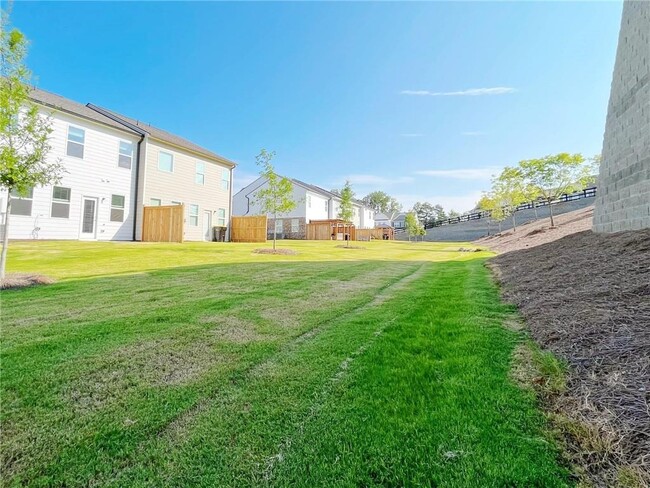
[28,86,141,135]
[87,104,236,167]
[27,86,235,167]
[290,178,368,207]
[374,212,390,220]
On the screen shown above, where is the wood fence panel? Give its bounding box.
[142,205,184,243]
[231,216,267,243]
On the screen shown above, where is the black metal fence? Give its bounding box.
[424,187,597,229]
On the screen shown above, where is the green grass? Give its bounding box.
[1,240,569,487]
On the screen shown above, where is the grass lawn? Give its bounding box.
[1,240,569,487]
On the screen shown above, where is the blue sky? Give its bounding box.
[11,1,622,212]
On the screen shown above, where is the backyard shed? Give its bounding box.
[306,219,356,241]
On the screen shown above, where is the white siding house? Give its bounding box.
[1,87,236,242]
[0,91,141,241]
[233,175,375,239]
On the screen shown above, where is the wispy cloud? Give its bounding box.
[344,174,415,186]
[461,131,486,136]
[401,87,516,97]
[400,133,424,137]
[414,167,499,180]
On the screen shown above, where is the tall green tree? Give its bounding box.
[337,180,354,247]
[361,191,401,217]
[0,16,63,279]
[253,149,297,250]
[518,153,593,227]
[412,201,446,226]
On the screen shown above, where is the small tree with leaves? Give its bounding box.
[492,166,528,232]
[518,153,594,227]
[337,180,354,247]
[253,149,297,250]
[1,18,63,279]
[404,212,420,242]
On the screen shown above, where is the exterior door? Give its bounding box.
[80,197,98,240]
[203,210,212,241]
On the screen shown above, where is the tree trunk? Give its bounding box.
[548,200,555,227]
[512,212,517,232]
[487,220,490,236]
[533,202,538,220]
[1,194,12,280]
[273,212,277,250]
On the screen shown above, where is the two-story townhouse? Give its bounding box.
[87,106,236,242]
[0,87,236,242]
[233,175,375,239]
[0,89,142,241]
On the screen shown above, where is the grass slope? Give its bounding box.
[1,241,569,487]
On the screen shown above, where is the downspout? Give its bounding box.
[227,166,234,241]
[132,134,145,240]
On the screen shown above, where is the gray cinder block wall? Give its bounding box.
[593,1,650,232]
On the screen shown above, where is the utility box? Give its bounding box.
[213,226,227,242]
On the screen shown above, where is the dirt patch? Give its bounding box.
[492,228,650,486]
[200,315,266,343]
[253,248,298,255]
[334,245,366,249]
[1,273,55,289]
[476,206,594,254]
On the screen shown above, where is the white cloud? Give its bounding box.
[401,87,516,97]
[461,131,486,136]
[393,191,483,214]
[342,174,415,186]
[414,167,499,180]
[400,133,424,137]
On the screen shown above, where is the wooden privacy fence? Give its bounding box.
[356,227,394,241]
[231,215,267,243]
[142,204,184,243]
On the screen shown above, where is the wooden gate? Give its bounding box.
[142,205,184,243]
[231,215,267,243]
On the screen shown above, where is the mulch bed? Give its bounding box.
[1,273,55,290]
[491,229,650,486]
[252,248,298,255]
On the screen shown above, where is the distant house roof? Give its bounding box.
[29,87,141,135]
[392,212,407,221]
[374,212,390,221]
[28,86,235,167]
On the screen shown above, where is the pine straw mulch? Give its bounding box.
[1,273,55,290]
[252,248,298,255]
[491,229,650,487]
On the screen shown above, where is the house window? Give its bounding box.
[307,195,311,208]
[111,195,125,222]
[325,200,329,212]
[158,151,173,172]
[118,141,133,169]
[149,198,161,206]
[217,208,226,226]
[9,188,33,216]
[221,170,230,190]
[195,162,205,185]
[51,186,71,218]
[275,219,283,234]
[171,200,182,206]
[189,204,199,226]
[66,126,85,158]
[291,219,299,232]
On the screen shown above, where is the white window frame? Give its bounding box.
[189,204,199,226]
[158,151,174,173]
[50,186,71,219]
[221,170,230,190]
[217,208,226,226]
[291,218,299,232]
[171,200,183,206]
[149,198,162,206]
[66,126,85,159]
[325,200,329,212]
[10,187,34,216]
[275,219,283,234]
[195,162,205,185]
[118,141,134,169]
[110,194,126,222]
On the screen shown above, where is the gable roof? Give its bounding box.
[87,104,236,167]
[28,86,141,135]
